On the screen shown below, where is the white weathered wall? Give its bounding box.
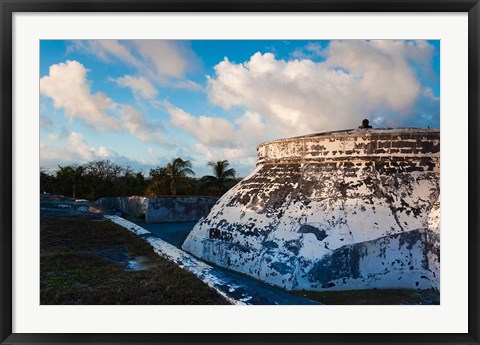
[183,128,440,291]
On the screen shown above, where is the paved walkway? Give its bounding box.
[108,216,319,305]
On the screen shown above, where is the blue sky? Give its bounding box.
[40,40,440,177]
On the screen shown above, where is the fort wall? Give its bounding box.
[96,196,218,223]
[182,128,440,291]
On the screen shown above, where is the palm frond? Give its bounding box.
[180,168,196,176]
[223,168,236,179]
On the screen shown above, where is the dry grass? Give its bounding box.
[40,217,228,305]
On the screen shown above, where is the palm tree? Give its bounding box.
[165,158,195,196]
[201,160,236,194]
[56,165,84,198]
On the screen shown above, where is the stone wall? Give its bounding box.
[147,197,219,223]
[182,128,440,291]
[96,196,149,218]
[258,128,439,167]
[96,196,218,223]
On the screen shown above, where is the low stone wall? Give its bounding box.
[95,196,148,218]
[147,197,218,223]
[96,196,218,223]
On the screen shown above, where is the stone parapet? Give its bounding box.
[257,128,440,171]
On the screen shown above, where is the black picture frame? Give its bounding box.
[1,1,479,344]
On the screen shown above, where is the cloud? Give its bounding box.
[165,102,268,171]
[68,40,141,68]
[112,75,157,99]
[119,104,164,144]
[48,133,60,141]
[166,102,236,148]
[207,40,439,136]
[291,42,326,59]
[40,60,119,131]
[174,79,203,91]
[40,132,156,172]
[68,132,95,161]
[132,40,193,79]
[69,40,200,85]
[234,110,269,144]
[40,132,94,166]
[194,143,247,161]
[41,60,164,144]
[40,141,73,167]
[325,40,421,111]
[95,146,117,158]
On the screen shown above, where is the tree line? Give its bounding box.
[40,158,240,200]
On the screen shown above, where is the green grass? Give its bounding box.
[40,217,228,305]
[293,288,440,305]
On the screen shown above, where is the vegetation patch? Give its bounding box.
[41,158,241,200]
[293,288,440,305]
[41,217,228,305]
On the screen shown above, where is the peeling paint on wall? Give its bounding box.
[182,128,440,291]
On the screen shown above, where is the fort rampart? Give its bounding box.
[183,128,440,291]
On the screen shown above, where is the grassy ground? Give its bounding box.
[40,217,229,305]
[294,288,440,305]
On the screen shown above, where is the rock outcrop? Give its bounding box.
[182,128,440,291]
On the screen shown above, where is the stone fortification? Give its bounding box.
[96,196,218,223]
[182,128,440,291]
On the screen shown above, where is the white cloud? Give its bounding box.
[96,146,116,158]
[40,132,95,166]
[234,110,269,144]
[291,42,325,59]
[166,102,236,147]
[131,40,191,79]
[207,40,438,136]
[40,60,119,131]
[68,132,95,161]
[69,40,199,85]
[325,40,421,111]
[40,132,156,172]
[174,79,203,91]
[119,104,164,144]
[112,75,157,99]
[165,103,268,173]
[40,140,74,167]
[195,143,249,161]
[69,40,141,68]
[41,60,164,145]
[48,133,60,141]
